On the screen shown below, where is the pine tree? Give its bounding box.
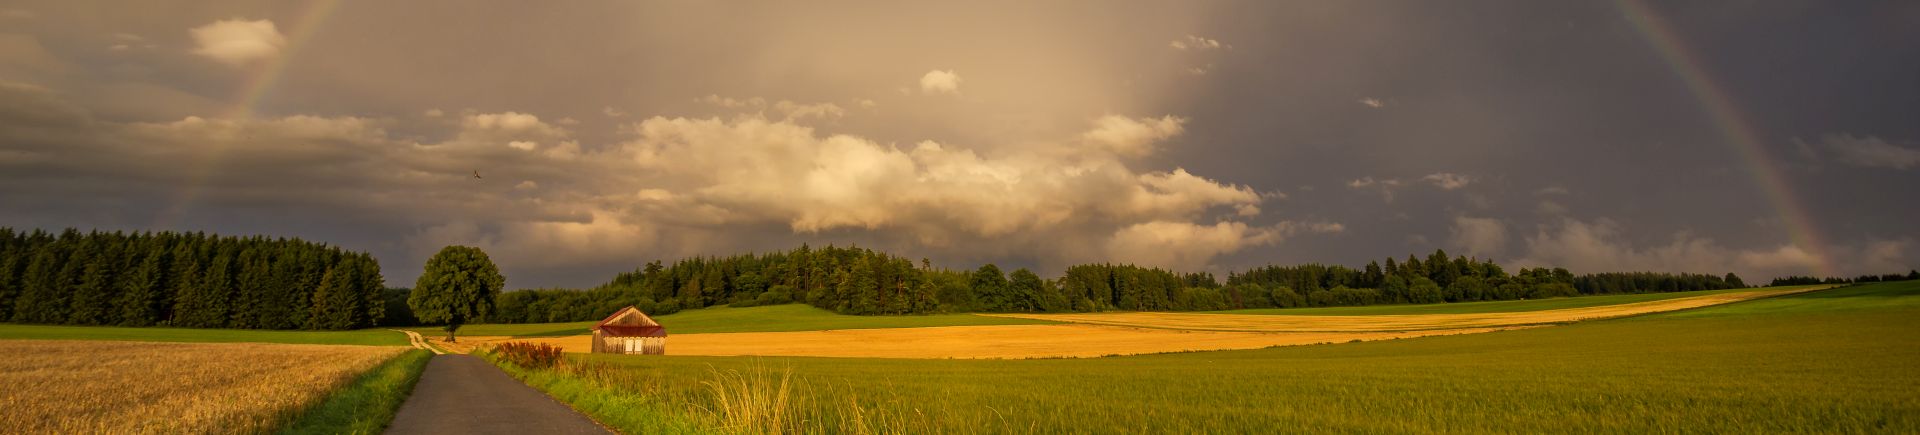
[115,250,165,326]
[358,254,386,327]
[12,248,63,323]
[67,244,118,325]
[308,264,345,330]
[230,248,267,329]
[168,244,208,327]
[0,243,24,320]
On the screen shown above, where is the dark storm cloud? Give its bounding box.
[0,0,1913,288]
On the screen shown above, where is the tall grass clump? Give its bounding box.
[702,365,797,433]
[492,342,564,369]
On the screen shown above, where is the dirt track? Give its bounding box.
[478,286,1823,359]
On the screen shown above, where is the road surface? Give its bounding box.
[385,354,609,435]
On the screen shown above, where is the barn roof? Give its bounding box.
[599,325,667,337]
[593,306,666,336]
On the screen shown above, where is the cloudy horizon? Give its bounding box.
[2,1,1915,289]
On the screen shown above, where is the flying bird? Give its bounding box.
[473,170,483,179]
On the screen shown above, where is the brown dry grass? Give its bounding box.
[980,287,1824,332]
[0,340,403,434]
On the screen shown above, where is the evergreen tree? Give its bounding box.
[114,250,165,326]
[0,242,22,320]
[357,254,387,327]
[67,244,117,325]
[12,248,64,323]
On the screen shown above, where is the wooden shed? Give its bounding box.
[590,306,667,355]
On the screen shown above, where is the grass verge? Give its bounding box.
[483,351,711,434]
[278,349,434,435]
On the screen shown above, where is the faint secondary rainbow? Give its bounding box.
[225,0,344,120]
[1615,0,1836,277]
[156,0,346,229]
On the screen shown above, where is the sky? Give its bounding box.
[1,0,1915,289]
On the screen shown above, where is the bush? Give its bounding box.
[493,342,564,369]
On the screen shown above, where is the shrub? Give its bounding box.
[493,342,564,369]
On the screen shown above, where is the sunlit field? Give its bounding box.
[493,281,1920,433]
[0,341,405,434]
[1209,286,1787,316]
[473,286,1810,359]
[413,303,1056,338]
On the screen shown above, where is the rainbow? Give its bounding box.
[1615,0,1836,277]
[156,0,346,229]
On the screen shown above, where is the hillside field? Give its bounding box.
[498,281,1920,433]
[418,303,1058,337]
[1209,286,1784,315]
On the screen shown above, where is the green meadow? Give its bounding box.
[428,303,1056,337]
[497,281,1920,433]
[0,324,410,346]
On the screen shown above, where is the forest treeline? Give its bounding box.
[5,226,1914,327]
[484,245,1815,324]
[0,228,386,330]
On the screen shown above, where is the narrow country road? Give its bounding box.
[385,354,610,435]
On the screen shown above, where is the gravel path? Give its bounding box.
[384,354,609,435]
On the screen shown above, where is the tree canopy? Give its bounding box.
[409,245,504,341]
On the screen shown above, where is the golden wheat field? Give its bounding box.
[468,287,1817,359]
[0,340,402,434]
[981,286,1823,332]
[504,324,1535,358]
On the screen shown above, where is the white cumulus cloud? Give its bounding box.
[189,19,287,66]
[919,70,962,95]
[1081,115,1185,157]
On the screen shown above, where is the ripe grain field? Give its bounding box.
[413,303,1055,338]
[0,340,404,434]
[981,285,1823,332]
[503,281,1919,433]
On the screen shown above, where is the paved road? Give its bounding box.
[386,354,610,435]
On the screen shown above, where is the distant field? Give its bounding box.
[426,303,1057,337]
[0,340,404,433]
[1213,286,1782,316]
[0,324,410,346]
[502,281,1919,433]
[984,286,1818,332]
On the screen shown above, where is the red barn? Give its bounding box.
[590,306,666,355]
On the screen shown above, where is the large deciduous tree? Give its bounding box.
[409,246,504,342]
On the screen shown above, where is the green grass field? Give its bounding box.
[1212,286,1785,316]
[0,324,410,346]
[500,281,1919,433]
[428,304,1057,337]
